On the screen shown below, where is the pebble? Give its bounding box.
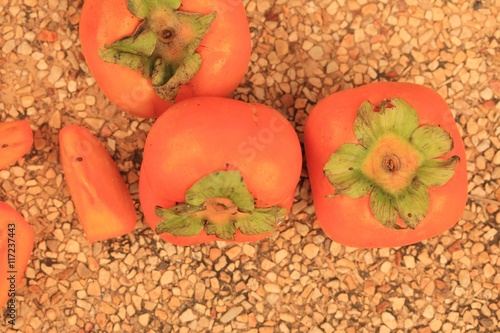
[308,46,324,60]
[17,41,33,55]
[47,66,63,84]
[480,88,494,100]
[2,39,16,53]
[302,243,319,259]
[138,313,150,327]
[225,245,242,261]
[403,255,416,269]
[49,110,62,129]
[264,283,281,294]
[179,309,196,323]
[220,306,244,323]
[380,261,392,273]
[65,239,81,253]
[275,249,288,264]
[98,269,111,286]
[381,312,397,330]
[160,271,175,285]
[429,319,443,332]
[422,305,435,319]
[87,281,101,296]
[423,280,435,296]
[476,139,490,152]
[275,39,289,57]
[483,264,495,279]
[492,150,500,165]
[458,270,472,288]
[21,96,35,108]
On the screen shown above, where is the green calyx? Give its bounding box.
[323,98,459,229]
[155,170,286,240]
[99,0,216,102]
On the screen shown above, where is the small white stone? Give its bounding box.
[179,309,197,323]
[21,96,35,108]
[275,249,288,264]
[403,255,416,268]
[17,41,32,55]
[138,313,150,327]
[220,306,243,323]
[480,87,493,100]
[308,46,324,60]
[423,305,435,319]
[380,261,392,273]
[68,80,77,92]
[381,312,397,330]
[430,319,443,332]
[2,39,16,54]
[49,110,62,129]
[264,283,281,294]
[37,59,49,70]
[303,243,319,259]
[160,271,175,285]
[65,239,81,253]
[48,66,63,84]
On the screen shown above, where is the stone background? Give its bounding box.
[0,0,499,332]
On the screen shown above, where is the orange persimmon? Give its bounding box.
[79,0,252,118]
[0,119,33,170]
[139,97,302,245]
[304,82,467,248]
[59,125,137,242]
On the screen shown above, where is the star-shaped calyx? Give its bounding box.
[155,170,286,240]
[323,98,460,229]
[99,0,215,102]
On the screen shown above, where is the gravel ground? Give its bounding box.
[1,0,499,332]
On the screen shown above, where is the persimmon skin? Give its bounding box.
[0,202,34,308]
[59,125,137,242]
[140,97,302,245]
[304,82,468,248]
[0,119,33,170]
[79,0,251,118]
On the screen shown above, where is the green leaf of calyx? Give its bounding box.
[235,207,286,235]
[155,205,205,237]
[155,204,205,218]
[178,11,216,55]
[324,143,367,174]
[102,30,157,56]
[206,222,237,241]
[153,52,202,101]
[377,98,420,140]
[354,98,420,148]
[353,101,381,148]
[410,125,454,159]
[395,181,430,229]
[185,170,255,213]
[323,143,374,198]
[99,30,158,69]
[416,156,459,187]
[127,0,181,19]
[369,187,399,229]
